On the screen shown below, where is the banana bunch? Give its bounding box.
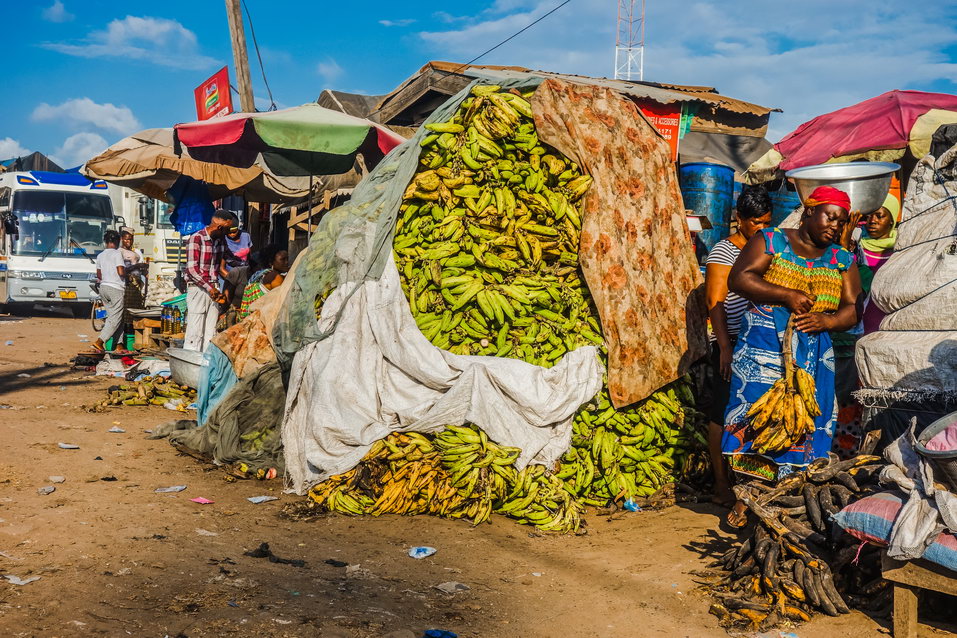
[87,377,196,412]
[436,425,584,532]
[497,464,585,533]
[307,466,375,516]
[394,83,598,365]
[307,427,585,532]
[747,320,821,455]
[559,378,705,506]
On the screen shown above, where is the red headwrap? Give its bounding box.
[803,185,851,212]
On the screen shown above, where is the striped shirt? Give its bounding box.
[706,238,749,338]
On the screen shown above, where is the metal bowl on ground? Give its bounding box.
[166,347,205,389]
[785,162,900,214]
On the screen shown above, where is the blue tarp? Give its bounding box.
[168,176,214,236]
[196,344,238,426]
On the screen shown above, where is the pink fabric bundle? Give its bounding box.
[926,422,957,452]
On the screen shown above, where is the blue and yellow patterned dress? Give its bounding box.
[721,228,855,480]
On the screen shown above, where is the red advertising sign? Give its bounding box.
[636,100,681,161]
[193,66,233,121]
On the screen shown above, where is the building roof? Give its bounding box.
[370,61,779,137]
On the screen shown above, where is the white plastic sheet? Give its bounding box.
[871,142,957,320]
[282,255,604,494]
[855,331,957,397]
[880,422,957,560]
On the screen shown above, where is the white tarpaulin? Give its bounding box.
[857,135,957,398]
[855,330,957,398]
[282,255,604,494]
[871,142,957,321]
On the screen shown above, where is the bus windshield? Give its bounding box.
[11,191,113,257]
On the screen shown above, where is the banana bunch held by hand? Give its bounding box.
[747,319,821,454]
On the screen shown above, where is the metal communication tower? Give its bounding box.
[615,0,645,81]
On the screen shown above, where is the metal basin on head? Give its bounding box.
[785,162,900,214]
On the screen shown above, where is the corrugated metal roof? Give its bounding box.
[370,61,778,137]
[463,67,779,116]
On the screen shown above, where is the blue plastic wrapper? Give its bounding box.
[424,631,458,638]
[623,499,642,512]
[408,546,437,559]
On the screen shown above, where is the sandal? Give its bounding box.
[725,502,749,529]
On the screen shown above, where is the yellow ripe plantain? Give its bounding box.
[795,368,821,416]
[750,381,787,427]
[781,392,798,437]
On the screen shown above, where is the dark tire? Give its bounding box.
[7,303,32,316]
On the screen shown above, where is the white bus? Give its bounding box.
[0,171,122,313]
[113,187,182,284]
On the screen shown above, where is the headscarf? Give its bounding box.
[803,185,851,212]
[859,193,899,253]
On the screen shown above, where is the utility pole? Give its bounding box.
[615,0,646,81]
[225,0,255,112]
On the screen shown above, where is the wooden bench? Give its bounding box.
[133,318,163,350]
[882,551,957,637]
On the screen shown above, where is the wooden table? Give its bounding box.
[882,551,957,637]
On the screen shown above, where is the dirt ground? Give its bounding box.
[0,312,954,638]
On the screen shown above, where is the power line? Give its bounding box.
[241,0,277,111]
[453,0,573,73]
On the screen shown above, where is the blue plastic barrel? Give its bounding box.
[678,162,734,251]
[769,187,802,226]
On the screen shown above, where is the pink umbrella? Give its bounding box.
[746,90,957,183]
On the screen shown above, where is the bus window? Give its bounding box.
[65,193,111,254]
[157,201,173,229]
[11,191,111,256]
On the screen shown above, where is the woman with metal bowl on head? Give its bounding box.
[720,186,863,527]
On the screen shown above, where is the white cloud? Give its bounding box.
[416,0,957,142]
[433,11,468,24]
[50,132,109,168]
[316,58,345,84]
[31,98,140,135]
[379,18,416,27]
[0,138,31,160]
[42,0,73,23]
[44,15,217,70]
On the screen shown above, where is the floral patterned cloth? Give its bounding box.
[532,79,708,407]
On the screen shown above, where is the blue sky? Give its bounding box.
[3,0,957,167]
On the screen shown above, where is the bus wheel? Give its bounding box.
[5,303,31,316]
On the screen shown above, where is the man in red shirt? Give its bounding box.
[183,210,231,352]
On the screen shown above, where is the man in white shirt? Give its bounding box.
[93,230,126,351]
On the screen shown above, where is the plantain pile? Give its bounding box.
[392,82,707,505]
[88,377,196,412]
[561,380,707,506]
[394,83,597,362]
[308,426,584,533]
[747,320,821,454]
[698,452,888,631]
